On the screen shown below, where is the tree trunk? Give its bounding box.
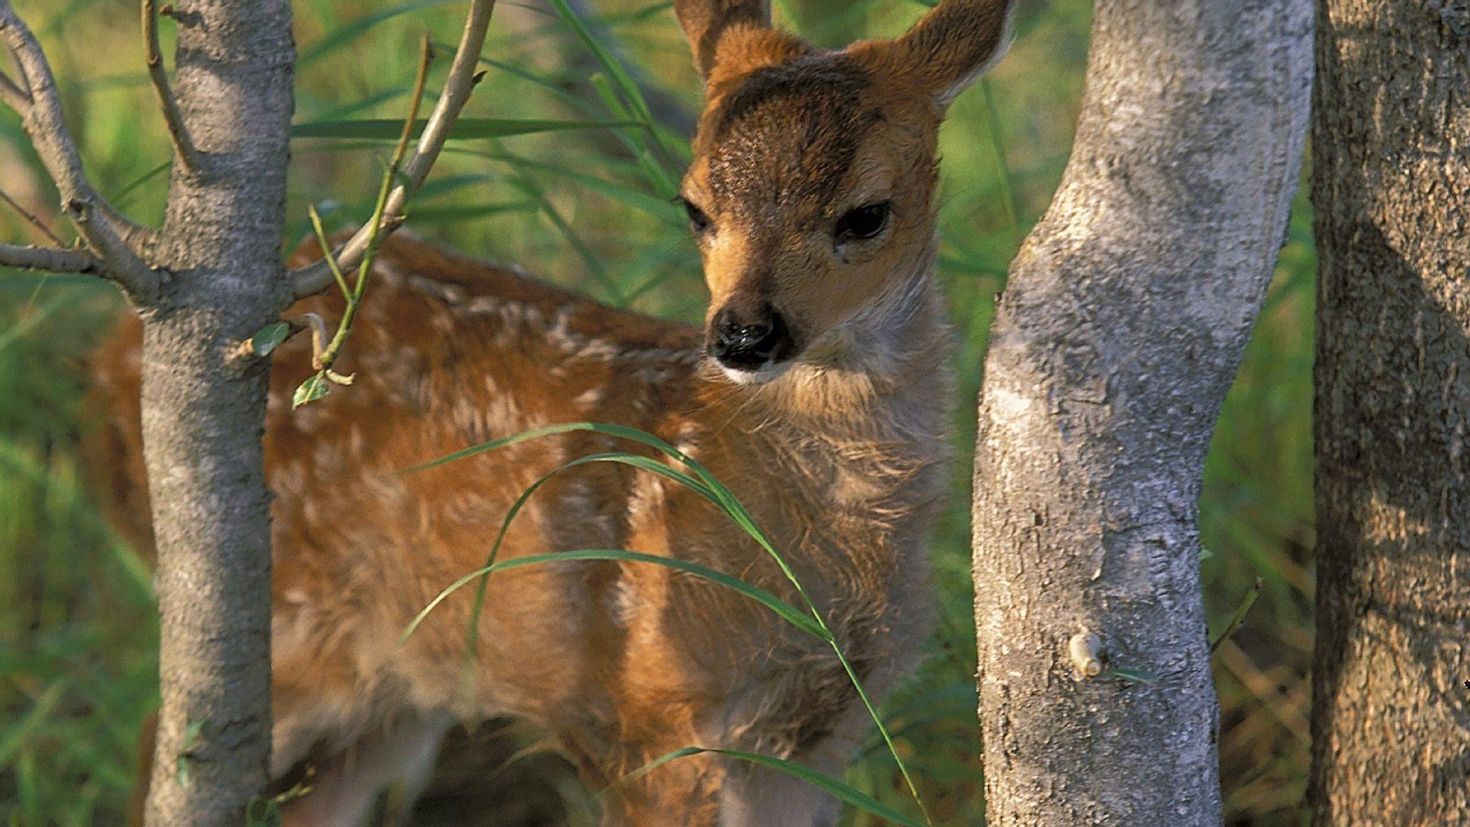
[1309,2,1470,822]
[970,2,1311,823]
[141,2,295,824]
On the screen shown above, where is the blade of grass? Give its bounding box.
[0,679,69,769]
[403,421,933,824]
[979,78,1024,247]
[1211,577,1263,654]
[485,149,682,224]
[503,169,626,305]
[449,451,711,685]
[298,0,462,68]
[290,116,640,140]
[405,549,825,644]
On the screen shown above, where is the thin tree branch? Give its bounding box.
[0,0,159,298]
[0,65,26,110]
[0,241,101,274]
[0,186,65,245]
[142,0,198,169]
[289,0,497,299]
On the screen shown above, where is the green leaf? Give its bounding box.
[622,747,924,827]
[292,372,331,409]
[1108,667,1160,685]
[250,322,291,358]
[174,718,205,788]
[290,117,640,141]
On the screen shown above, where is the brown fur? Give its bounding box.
[89,2,1012,824]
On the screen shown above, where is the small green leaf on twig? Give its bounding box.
[1107,667,1159,685]
[293,372,331,409]
[249,322,291,358]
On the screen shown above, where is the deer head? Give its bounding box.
[674,0,1012,383]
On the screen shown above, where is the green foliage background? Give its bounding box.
[0,0,1313,823]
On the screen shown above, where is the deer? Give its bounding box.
[87,0,1013,823]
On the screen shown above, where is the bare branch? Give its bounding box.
[0,65,26,110]
[0,0,159,298]
[0,186,64,245]
[143,0,198,169]
[289,0,497,299]
[0,241,100,274]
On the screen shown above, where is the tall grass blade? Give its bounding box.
[404,549,825,644]
[291,117,640,140]
[298,0,461,67]
[1211,577,1263,655]
[403,421,933,824]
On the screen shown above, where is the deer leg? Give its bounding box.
[278,710,453,827]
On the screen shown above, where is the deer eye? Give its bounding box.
[680,198,712,234]
[835,201,892,243]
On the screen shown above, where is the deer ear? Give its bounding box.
[674,0,773,79]
[872,0,1013,107]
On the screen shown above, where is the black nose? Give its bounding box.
[710,305,794,371]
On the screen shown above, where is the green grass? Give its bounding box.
[0,0,1314,824]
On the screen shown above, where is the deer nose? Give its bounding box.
[710,305,793,371]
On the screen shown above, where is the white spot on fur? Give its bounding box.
[719,361,791,385]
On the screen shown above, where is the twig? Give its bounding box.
[0,0,159,297]
[0,187,65,245]
[289,0,497,299]
[306,205,350,300]
[0,65,26,110]
[142,0,197,169]
[0,241,101,274]
[299,35,432,391]
[1210,577,1263,655]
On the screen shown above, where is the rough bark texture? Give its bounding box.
[141,2,295,824]
[970,2,1311,824]
[1310,2,1470,823]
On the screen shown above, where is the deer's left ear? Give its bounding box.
[674,0,773,79]
[854,0,1013,107]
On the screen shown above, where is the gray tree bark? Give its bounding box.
[2,2,492,821]
[970,2,1311,824]
[140,2,295,824]
[1310,2,1470,823]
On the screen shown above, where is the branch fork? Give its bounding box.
[288,0,498,299]
[0,0,158,298]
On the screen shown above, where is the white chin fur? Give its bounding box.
[719,361,791,385]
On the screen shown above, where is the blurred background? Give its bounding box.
[0,0,1313,823]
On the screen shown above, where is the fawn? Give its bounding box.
[89,0,1012,823]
